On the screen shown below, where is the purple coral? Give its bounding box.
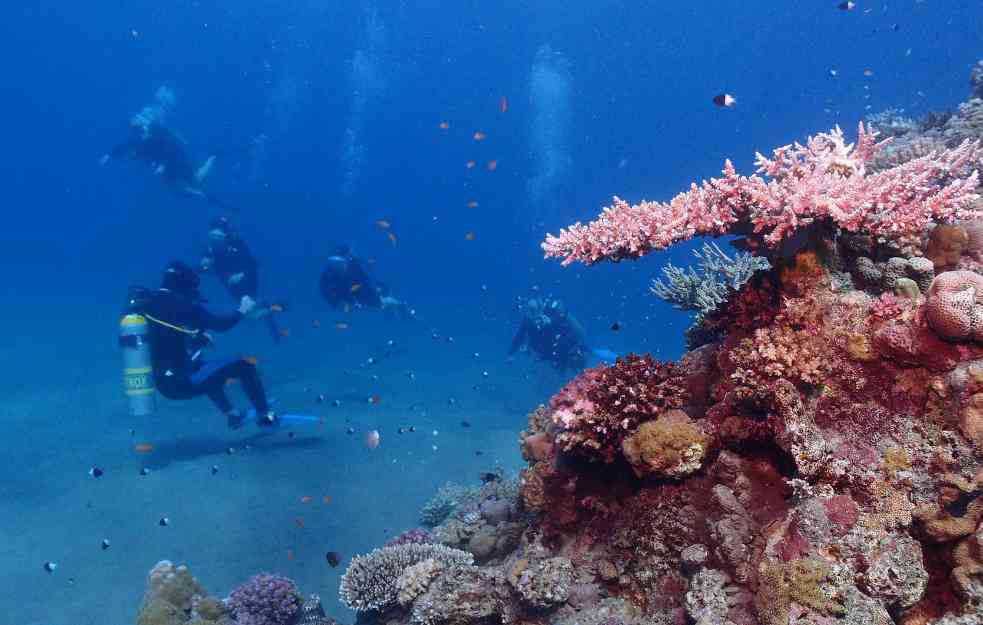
[227,573,301,625]
[385,527,434,547]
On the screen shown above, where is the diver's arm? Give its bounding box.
[508,323,529,355]
[191,304,244,333]
[567,316,588,346]
[103,138,139,162]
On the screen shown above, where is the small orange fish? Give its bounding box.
[365,429,381,449]
[322,496,333,505]
[301,496,314,504]
[278,328,291,338]
[243,356,259,365]
[368,394,382,405]
[438,121,449,129]
[312,319,321,328]
[486,160,498,171]
[465,232,476,241]
[269,303,284,312]
[499,96,508,113]
[376,219,391,229]
[387,232,398,246]
[466,160,476,169]
[350,282,362,293]
[225,377,238,386]
[335,322,350,330]
[287,549,295,560]
[473,131,486,141]
[295,517,305,528]
[134,443,154,454]
[466,200,479,208]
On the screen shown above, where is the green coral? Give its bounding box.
[755,558,846,625]
[621,413,707,478]
[136,598,184,625]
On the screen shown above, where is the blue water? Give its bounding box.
[1,2,980,623]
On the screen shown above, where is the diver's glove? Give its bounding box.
[238,295,257,317]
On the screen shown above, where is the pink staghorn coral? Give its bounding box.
[543,124,983,265]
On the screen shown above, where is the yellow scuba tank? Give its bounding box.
[119,288,156,416]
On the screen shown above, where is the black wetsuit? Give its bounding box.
[145,289,269,414]
[202,238,259,299]
[108,123,198,188]
[509,313,588,373]
[201,237,282,340]
[319,256,384,309]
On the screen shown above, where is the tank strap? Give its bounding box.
[144,313,199,336]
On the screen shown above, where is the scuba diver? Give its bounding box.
[199,217,284,341]
[319,246,414,319]
[100,121,226,206]
[142,261,277,428]
[509,296,590,373]
[99,86,240,209]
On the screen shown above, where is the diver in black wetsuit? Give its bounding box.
[144,261,277,428]
[508,296,589,373]
[319,246,414,319]
[199,217,283,341]
[100,121,227,208]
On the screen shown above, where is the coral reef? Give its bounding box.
[339,543,474,611]
[651,240,771,319]
[137,59,983,625]
[227,573,302,625]
[543,123,982,265]
[136,560,224,625]
[134,561,334,625]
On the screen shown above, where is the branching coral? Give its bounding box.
[339,543,474,611]
[651,241,771,319]
[544,124,983,265]
[755,559,846,625]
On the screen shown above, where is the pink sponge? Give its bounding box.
[925,270,983,342]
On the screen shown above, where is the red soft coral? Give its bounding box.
[549,354,689,463]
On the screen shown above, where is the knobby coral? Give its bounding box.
[227,573,302,625]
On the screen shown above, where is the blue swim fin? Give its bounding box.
[591,347,618,363]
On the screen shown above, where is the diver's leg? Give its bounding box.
[204,382,234,414]
[191,358,246,427]
[265,313,282,342]
[205,359,271,421]
[195,155,216,182]
[232,360,271,417]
